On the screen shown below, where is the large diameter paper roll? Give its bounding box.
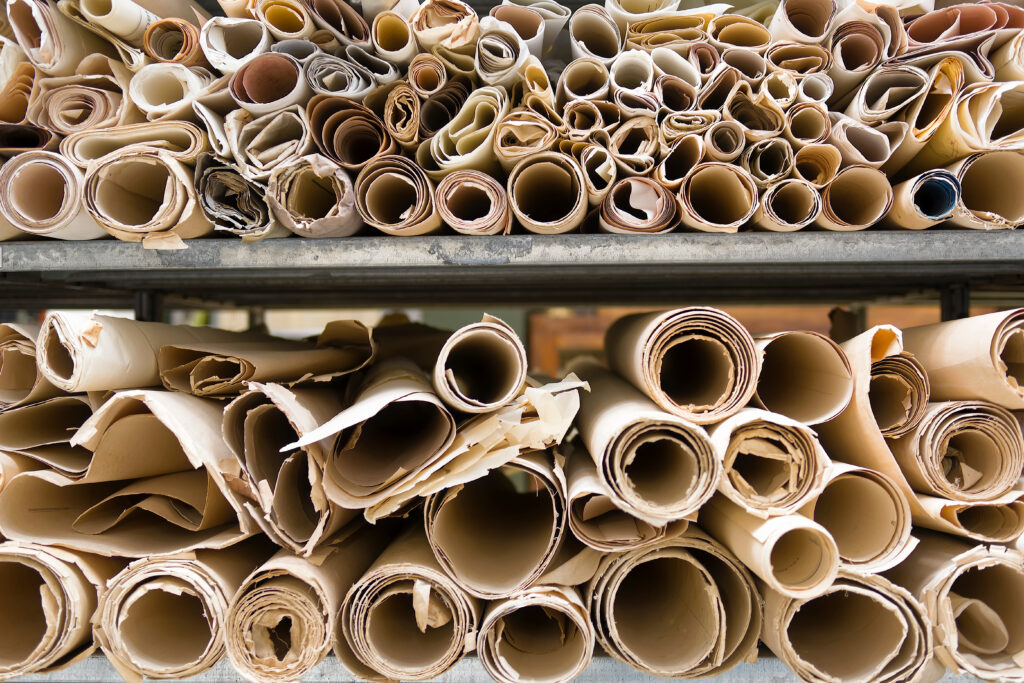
[0,541,122,681]
[0,323,61,409]
[507,151,588,234]
[884,169,960,230]
[0,150,107,240]
[814,164,893,231]
[585,528,762,678]
[431,315,526,414]
[946,151,1024,230]
[754,330,853,424]
[605,307,760,424]
[762,570,933,683]
[0,395,94,477]
[7,0,115,76]
[267,153,361,238]
[26,54,140,135]
[338,524,480,681]
[199,17,272,74]
[569,357,720,525]
[678,162,759,232]
[354,154,441,236]
[94,538,277,681]
[434,169,513,235]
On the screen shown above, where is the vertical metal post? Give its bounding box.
[247,307,268,334]
[940,283,970,321]
[828,304,867,343]
[134,291,165,322]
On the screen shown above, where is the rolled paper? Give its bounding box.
[229,52,310,116]
[751,178,820,232]
[279,35,325,61]
[226,105,315,183]
[0,151,106,240]
[61,120,208,167]
[128,62,217,122]
[0,61,37,125]
[83,149,214,244]
[431,315,526,414]
[767,0,835,44]
[301,54,372,101]
[562,99,612,139]
[307,0,370,48]
[355,154,441,235]
[94,539,276,681]
[883,169,960,230]
[885,531,1024,681]
[569,357,720,524]
[765,41,832,76]
[608,115,659,176]
[199,17,273,74]
[228,525,396,683]
[762,570,933,683]
[0,395,93,475]
[826,12,886,100]
[653,134,703,191]
[555,56,610,105]
[26,54,139,135]
[507,151,587,234]
[435,169,512,235]
[946,151,1024,230]
[796,71,833,103]
[0,451,40,493]
[375,80,418,149]
[598,176,681,234]
[700,495,839,599]
[569,3,620,64]
[520,54,555,106]
[254,0,316,40]
[0,541,122,680]
[741,137,794,189]
[628,15,707,52]
[499,0,568,54]
[703,119,746,162]
[585,528,761,677]
[723,80,785,142]
[423,451,567,598]
[708,13,771,53]
[650,44,703,86]
[845,64,928,125]
[0,323,60,409]
[902,309,1024,409]
[792,142,841,188]
[0,122,58,158]
[678,161,759,232]
[406,53,445,98]
[654,72,697,113]
[195,153,286,242]
[904,2,1022,47]
[362,0,418,22]
[784,101,830,149]
[558,139,616,205]
[307,94,395,171]
[338,524,480,681]
[994,26,1024,80]
[721,47,767,87]
[609,48,653,97]
[754,330,853,424]
[493,107,559,173]
[830,114,907,169]
[473,16,528,89]
[799,463,915,573]
[78,0,156,43]
[698,64,741,110]
[815,164,893,231]
[371,10,417,67]
[417,74,470,139]
[143,18,206,67]
[265,153,360,238]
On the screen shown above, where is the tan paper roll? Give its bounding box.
[599,177,682,234]
[338,523,480,681]
[254,0,316,40]
[799,463,915,573]
[375,80,418,150]
[754,330,853,424]
[0,395,93,476]
[228,524,396,683]
[406,52,446,98]
[417,73,470,139]
[0,151,105,240]
[431,315,526,414]
[26,54,139,135]
[555,56,610,106]
[7,0,115,76]
[784,101,830,149]
[225,105,316,183]
[556,139,616,205]
[477,585,594,683]
[0,122,57,159]
[946,151,1024,230]
[371,10,417,67]
[653,134,703,192]
[844,64,928,124]
[416,85,509,179]
[792,142,841,188]
[678,162,759,232]
[902,309,1024,408]
[815,164,893,231]
[507,151,588,234]
[423,451,567,599]
[752,178,821,232]
[195,153,287,242]
[703,119,745,163]
[61,120,208,167]
[94,538,277,681]
[608,115,660,177]
[569,3,619,64]
[765,41,831,78]
[0,323,61,409]
[303,53,374,101]
[759,69,798,108]
[77,0,156,43]
[307,0,371,49]
[411,0,477,51]
[229,52,310,116]
[828,113,906,169]
[768,0,834,43]
[708,13,771,54]
[628,15,707,52]
[144,18,207,66]
[0,541,123,680]
[199,17,272,74]
[741,138,794,189]
[700,495,839,599]
[884,531,1024,681]
[128,63,218,122]
[355,154,441,236]
[266,153,361,238]
[307,94,396,171]
[435,169,513,235]
[0,61,37,125]
[569,357,720,525]
[490,4,543,57]
[883,169,960,230]
[493,107,559,173]
[762,570,934,683]
[710,408,830,518]
[826,14,886,101]
[585,528,762,677]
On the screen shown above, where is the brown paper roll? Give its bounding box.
[493,107,559,173]
[307,94,396,171]
[752,178,821,232]
[26,54,138,136]
[784,101,830,148]
[814,164,893,231]
[0,323,60,410]
[507,151,588,234]
[678,162,759,232]
[626,15,705,51]
[0,150,107,240]
[947,151,1024,230]
[609,115,660,176]
[722,47,767,86]
[418,74,471,140]
[144,18,208,67]
[195,153,286,242]
[599,176,682,234]
[0,395,92,477]
[754,330,853,424]
[355,154,441,236]
[254,0,317,40]
[431,315,526,414]
[435,169,513,235]
[767,0,835,43]
[792,142,842,188]
[267,153,361,238]
[703,120,746,163]
[229,52,311,116]
[0,123,60,159]
[741,138,794,189]
[708,13,771,53]
[407,52,446,98]
[765,41,832,76]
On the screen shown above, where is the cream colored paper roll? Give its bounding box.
[678,162,759,233]
[762,570,933,683]
[708,13,771,54]
[267,153,360,238]
[489,5,543,60]
[752,178,821,232]
[129,63,217,122]
[723,80,785,143]
[411,0,477,51]
[355,154,441,236]
[306,0,371,49]
[371,10,418,67]
[653,134,703,191]
[94,539,276,681]
[0,323,60,410]
[507,151,587,234]
[759,70,799,109]
[741,138,794,189]
[0,541,122,681]
[585,528,761,678]
[609,115,659,176]
[431,315,526,414]
[7,0,115,76]
[946,151,1024,230]
[0,151,106,240]
[844,64,928,125]
[254,0,316,40]
[474,15,529,88]
[338,524,480,681]
[784,101,830,149]
[766,41,832,77]
[229,52,310,116]
[767,0,835,44]
[416,85,509,178]
[797,71,834,104]
[199,17,272,74]
[78,0,157,43]
[435,170,512,235]
[195,153,287,242]
[558,139,616,206]
[598,177,681,234]
[304,53,374,100]
[555,56,609,106]
[569,357,721,525]
[799,463,915,574]
[815,164,893,231]
[0,395,94,476]
[754,330,853,424]
[26,54,139,135]
[569,3,619,64]
[493,107,559,173]
[883,169,959,230]
[722,46,767,86]
[703,120,745,162]
[628,15,707,52]
[417,74,470,138]
[792,142,841,188]
[61,120,208,167]
[226,105,315,182]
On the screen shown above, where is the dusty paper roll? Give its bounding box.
[254,0,316,40]
[700,495,839,599]
[435,169,513,235]
[586,528,762,677]
[0,62,37,125]
[569,3,619,64]
[884,531,1024,681]
[799,463,915,573]
[762,569,933,683]
[229,52,310,116]
[307,94,396,171]
[653,134,703,192]
[946,151,1024,230]
[227,524,396,683]
[61,120,208,167]
[0,151,107,240]
[0,541,122,680]
[195,153,287,242]
[606,307,759,424]
[411,0,477,51]
[792,142,841,188]
[423,451,567,599]
[199,17,272,74]
[416,85,509,178]
[710,408,830,518]
[507,151,588,234]
[754,330,853,424]
[431,315,526,414]
[128,63,218,122]
[678,162,759,232]
[354,154,441,236]
[493,108,559,173]
[144,18,207,66]
[0,323,61,409]
[0,395,93,476]
[815,164,893,231]
[768,0,834,43]
[902,309,1024,409]
[477,585,594,683]
[825,3,891,97]
[225,105,316,182]
[94,539,276,681]
[569,357,720,525]
[7,0,115,76]
[267,153,361,238]
[26,54,140,135]
[303,54,374,101]
[37,312,265,393]
[598,177,681,234]
[883,169,960,230]
[751,178,821,232]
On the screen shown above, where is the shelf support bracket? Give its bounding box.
[940,283,970,321]
[134,291,165,323]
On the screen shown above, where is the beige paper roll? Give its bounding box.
[752,178,821,232]
[815,164,893,231]
[416,85,509,178]
[254,0,316,40]
[507,151,587,234]
[828,113,906,169]
[703,119,746,162]
[653,134,703,192]
[797,71,834,105]
[406,53,445,98]
[754,330,853,424]
[0,61,37,125]
[628,15,707,52]
[884,531,1024,681]
[993,27,1024,81]
[598,177,681,234]
[799,463,915,573]
[56,0,148,71]
[904,2,1021,48]
[0,151,106,240]
[61,120,208,167]
[608,115,659,176]
[845,63,928,125]
[766,41,832,77]
[199,17,272,74]
[784,101,830,149]
[229,52,310,116]
[758,69,798,108]
[374,80,418,150]
[225,105,316,183]
[585,528,761,677]
[708,13,771,53]
[946,151,1024,230]
[678,162,759,232]
[826,15,886,101]
[195,153,287,242]
[78,0,156,43]
[307,0,371,49]
[477,585,595,683]
[266,153,360,238]
[128,63,218,122]
[431,315,526,414]
[435,169,513,235]
[371,10,417,67]
[768,0,835,43]
[493,107,559,173]
[602,0,674,35]
[762,570,933,683]
[144,18,207,66]
[884,169,960,230]
[228,525,396,683]
[338,523,480,681]
[304,53,375,100]
[8,0,116,76]
[26,54,139,135]
[721,46,767,87]
[561,98,616,139]
[0,395,93,477]
[792,142,841,188]
[411,0,478,51]
[555,56,610,106]
[355,154,441,236]
[307,94,396,171]
[741,138,794,189]
[0,323,61,409]
[94,539,276,680]
[0,541,122,681]
[722,80,785,143]
[569,3,620,64]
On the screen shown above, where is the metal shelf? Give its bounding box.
[1,232,1022,311]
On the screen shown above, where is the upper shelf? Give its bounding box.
[1,232,1023,309]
